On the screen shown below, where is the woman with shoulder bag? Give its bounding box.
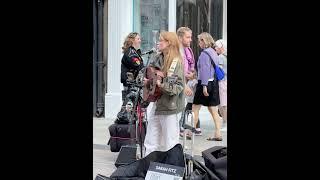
[193,32,222,141]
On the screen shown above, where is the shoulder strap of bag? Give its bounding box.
[202,51,218,80]
[167,57,179,76]
[202,50,217,69]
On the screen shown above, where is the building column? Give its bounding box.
[223,0,227,40]
[168,0,176,32]
[105,0,133,119]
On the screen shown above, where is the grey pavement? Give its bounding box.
[93,108,227,179]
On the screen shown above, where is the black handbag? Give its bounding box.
[108,123,136,152]
[202,146,227,180]
[95,174,110,180]
[185,154,221,180]
[114,108,130,124]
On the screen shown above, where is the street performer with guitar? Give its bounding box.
[143,31,185,156]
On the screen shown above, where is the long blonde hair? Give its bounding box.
[159,31,182,75]
[122,32,139,53]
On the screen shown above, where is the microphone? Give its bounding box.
[142,48,156,55]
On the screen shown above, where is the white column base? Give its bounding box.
[105,92,122,119]
[105,0,133,119]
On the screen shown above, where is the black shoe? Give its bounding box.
[194,129,202,136]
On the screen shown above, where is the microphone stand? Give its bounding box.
[126,50,156,159]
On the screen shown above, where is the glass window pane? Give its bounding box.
[140,0,169,51]
[176,0,224,60]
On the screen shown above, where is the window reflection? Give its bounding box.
[140,0,169,51]
[176,0,223,61]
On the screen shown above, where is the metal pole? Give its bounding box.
[95,0,105,117]
[93,0,98,115]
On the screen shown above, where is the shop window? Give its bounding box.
[177,0,223,59]
[140,0,169,52]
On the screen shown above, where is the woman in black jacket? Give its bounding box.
[120,32,144,102]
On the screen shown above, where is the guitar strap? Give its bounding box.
[167,57,180,122]
[167,57,179,76]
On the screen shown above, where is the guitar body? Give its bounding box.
[143,66,164,102]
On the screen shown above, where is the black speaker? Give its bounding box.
[202,146,227,180]
[95,174,110,180]
[115,145,137,167]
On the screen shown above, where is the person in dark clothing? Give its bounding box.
[120,32,144,102]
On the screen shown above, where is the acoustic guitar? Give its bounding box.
[142,66,164,102]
